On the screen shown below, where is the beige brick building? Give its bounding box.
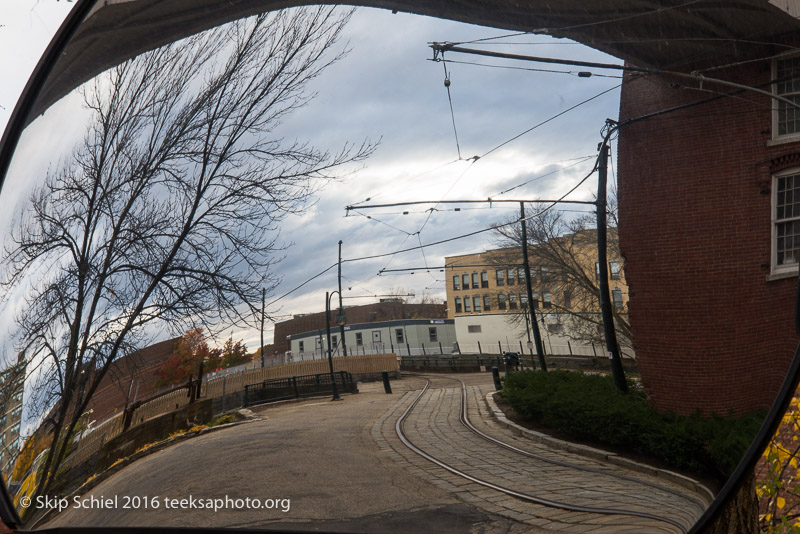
[444,229,631,357]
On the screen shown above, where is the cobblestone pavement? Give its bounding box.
[373,374,712,534]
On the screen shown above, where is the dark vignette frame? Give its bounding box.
[0,1,798,531]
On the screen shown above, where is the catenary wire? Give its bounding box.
[438,58,624,78]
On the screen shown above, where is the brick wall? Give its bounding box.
[87,338,179,423]
[617,64,800,416]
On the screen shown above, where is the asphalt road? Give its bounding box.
[42,375,530,533]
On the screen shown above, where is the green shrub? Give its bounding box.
[501,370,763,481]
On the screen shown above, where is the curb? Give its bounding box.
[483,391,715,504]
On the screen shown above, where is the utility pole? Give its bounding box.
[338,240,347,357]
[260,287,265,368]
[597,137,627,392]
[521,202,547,372]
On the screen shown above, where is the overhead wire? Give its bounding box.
[346,158,461,208]
[342,161,600,264]
[478,83,622,160]
[348,208,413,236]
[439,58,623,79]
[442,60,463,160]
[491,155,595,198]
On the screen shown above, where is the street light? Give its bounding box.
[325,291,346,401]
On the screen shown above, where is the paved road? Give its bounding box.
[44,375,529,533]
[42,373,711,533]
[376,375,710,533]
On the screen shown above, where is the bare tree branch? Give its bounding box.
[1,7,375,498]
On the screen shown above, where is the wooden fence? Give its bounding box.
[202,353,398,398]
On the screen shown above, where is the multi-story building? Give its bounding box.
[445,229,630,357]
[0,354,26,475]
[618,50,800,416]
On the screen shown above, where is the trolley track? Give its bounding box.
[394,374,707,533]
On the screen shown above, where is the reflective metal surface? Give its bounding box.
[1,1,799,532]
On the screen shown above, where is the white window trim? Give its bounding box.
[772,168,800,277]
[770,57,800,144]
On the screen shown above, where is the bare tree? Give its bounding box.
[1,7,374,497]
[492,197,632,355]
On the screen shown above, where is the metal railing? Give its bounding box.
[243,371,356,407]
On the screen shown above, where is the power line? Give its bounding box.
[478,84,622,159]
[266,263,337,308]
[347,198,596,212]
[348,208,413,236]
[346,158,460,208]
[438,58,624,79]
[431,44,800,111]
[491,155,596,198]
[441,60,463,160]
[342,166,600,264]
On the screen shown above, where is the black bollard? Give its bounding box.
[491,366,502,390]
[381,370,392,394]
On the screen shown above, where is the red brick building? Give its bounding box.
[618,57,800,415]
[87,338,179,423]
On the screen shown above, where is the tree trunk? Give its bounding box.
[700,470,758,534]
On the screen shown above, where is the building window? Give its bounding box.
[331,335,337,348]
[453,275,460,290]
[563,290,572,309]
[481,271,489,288]
[472,272,479,288]
[541,266,550,283]
[612,288,624,308]
[532,292,539,309]
[462,273,470,289]
[467,325,482,334]
[507,268,516,285]
[774,57,800,138]
[520,293,528,309]
[595,261,601,280]
[542,291,552,309]
[396,329,404,344]
[454,297,462,313]
[509,294,518,310]
[316,337,323,349]
[356,332,363,346]
[774,171,800,273]
[473,295,481,312]
[498,293,506,310]
[496,269,505,286]
[609,261,621,280]
[10,423,19,435]
[483,295,491,311]
[518,269,526,285]
[464,297,471,312]
[429,327,438,342]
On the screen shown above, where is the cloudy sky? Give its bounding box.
[0,2,622,353]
